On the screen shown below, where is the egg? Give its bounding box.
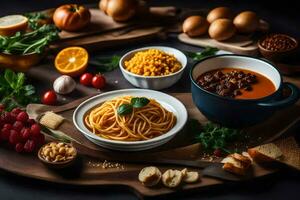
[233,11,259,33]
[182,16,209,37]
[208,19,236,41]
[207,7,233,23]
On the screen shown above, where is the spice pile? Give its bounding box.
[260,34,297,51]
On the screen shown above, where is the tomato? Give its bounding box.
[53,4,91,31]
[42,90,57,105]
[92,74,106,89]
[80,73,94,86]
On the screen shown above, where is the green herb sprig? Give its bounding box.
[195,122,241,154]
[0,69,38,111]
[117,97,150,116]
[89,55,121,72]
[0,24,59,55]
[24,12,49,30]
[185,47,218,61]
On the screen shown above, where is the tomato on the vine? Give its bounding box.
[42,90,57,105]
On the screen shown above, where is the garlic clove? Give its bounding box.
[53,75,76,94]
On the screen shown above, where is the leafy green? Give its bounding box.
[195,122,241,154]
[0,24,59,55]
[0,69,38,111]
[185,47,218,61]
[41,125,72,143]
[117,104,133,116]
[131,97,150,108]
[89,55,121,72]
[117,97,150,115]
[24,12,49,30]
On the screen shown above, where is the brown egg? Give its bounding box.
[207,7,233,23]
[208,19,236,41]
[234,11,259,33]
[182,16,209,37]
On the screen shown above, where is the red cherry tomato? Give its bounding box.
[42,90,57,105]
[80,73,94,86]
[92,74,106,89]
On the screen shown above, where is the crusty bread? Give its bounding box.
[242,151,253,162]
[221,154,251,176]
[229,153,252,168]
[183,171,199,183]
[138,166,161,187]
[162,169,183,188]
[248,143,283,162]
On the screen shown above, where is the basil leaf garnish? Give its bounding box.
[131,97,150,108]
[117,104,133,116]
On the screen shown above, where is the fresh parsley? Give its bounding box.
[117,97,150,116]
[0,69,38,111]
[195,122,241,154]
[185,47,218,61]
[89,55,121,72]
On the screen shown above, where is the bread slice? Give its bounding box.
[181,168,200,183]
[248,143,283,162]
[229,153,252,168]
[138,166,161,187]
[242,151,253,162]
[162,169,183,188]
[221,156,247,175]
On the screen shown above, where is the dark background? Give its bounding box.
[1,0,300,199]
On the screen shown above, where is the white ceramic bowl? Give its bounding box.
[119,46,187,90]
[73,89,188,151]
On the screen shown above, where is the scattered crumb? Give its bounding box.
[87,160,125,170]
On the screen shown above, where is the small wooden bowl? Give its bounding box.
[258,34,298,62]
[38,142,77,169]
[0,52,44,72]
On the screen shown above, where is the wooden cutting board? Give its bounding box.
[0,93,298,197]
[46,7,177,51]
[177,20,269,56]
[178,33,259,55]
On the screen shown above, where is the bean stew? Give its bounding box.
[196,68,276,99]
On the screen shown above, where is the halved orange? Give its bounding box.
[55,47,89,77]
[0,15,28,36]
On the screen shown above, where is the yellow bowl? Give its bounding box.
[0,52,43,72]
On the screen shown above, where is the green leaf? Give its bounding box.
[4,69,16,88]
[117,104,133,116]
[23,85,35,96]
[16,72,25,89]
[89,55,121,72]
[185,47,218,61]
[131,97,150,108]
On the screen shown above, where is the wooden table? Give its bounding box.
[1,0,300,200]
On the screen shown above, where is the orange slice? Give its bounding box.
[55,47,89,77]
[0,15,28,36]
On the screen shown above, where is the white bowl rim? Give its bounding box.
[119,46,188,79]
[73,89,188,146]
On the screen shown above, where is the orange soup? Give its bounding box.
[196,68,276,99]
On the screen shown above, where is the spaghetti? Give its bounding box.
[84,96,176,141]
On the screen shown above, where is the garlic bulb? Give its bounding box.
[53,75,76,94]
